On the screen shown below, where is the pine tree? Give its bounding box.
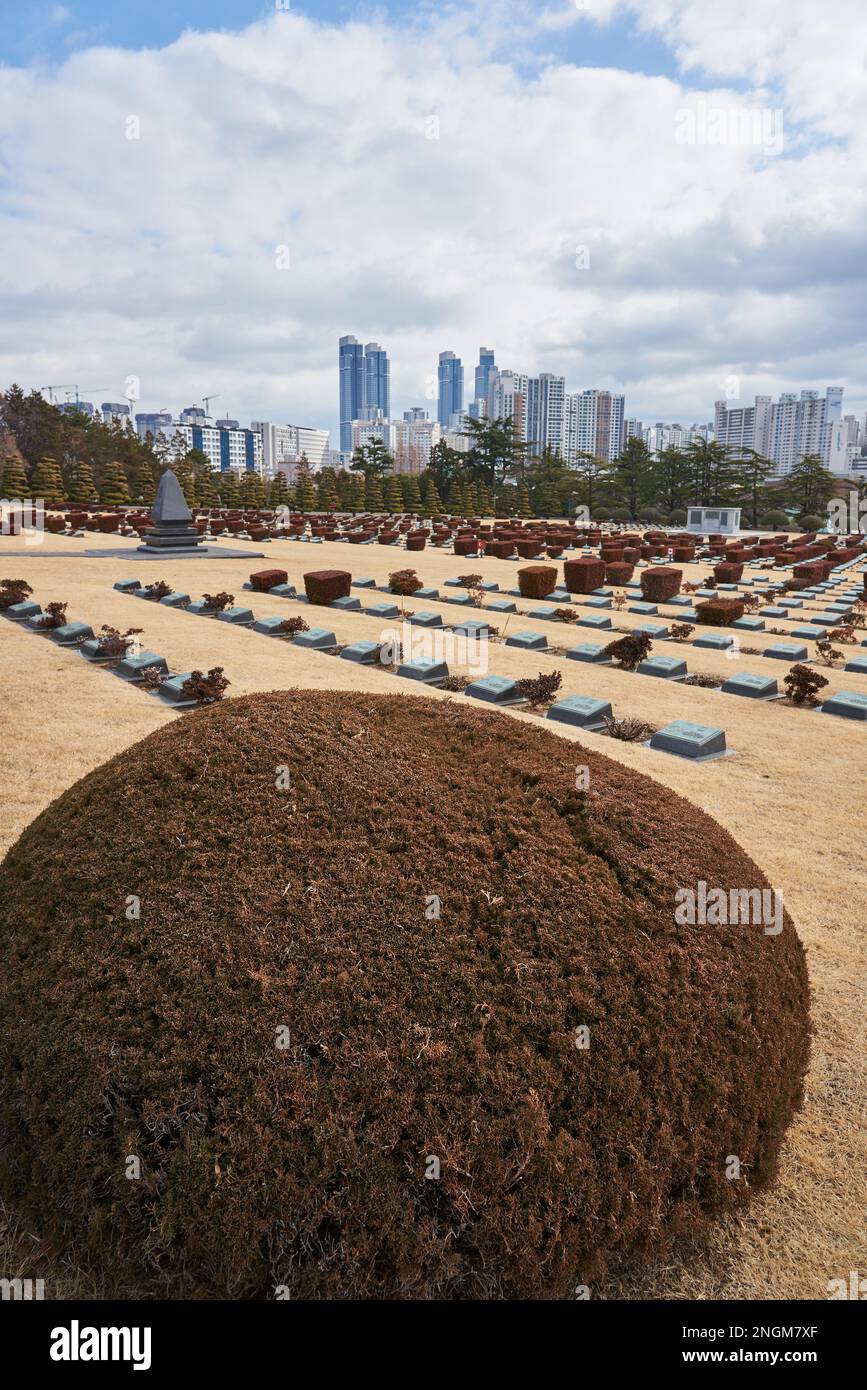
[98,459,130,506]
[535,481,558,518]
[384,473,404,513]
[517,482,533,518]
[68,460,98,504]
[130,460,156,506]
[241,470,266,508]
[317,468,338,510]
[350,474,365,511]
[176,462,197,507]
[1,455,31,499]
[30,455,66,504]
[365,474,384,510]
[448,479,466,514]
[336,470,355,510]
[218,470,241,507]
[268,473,290,509]
[478,484,494,517]
[196,467,220,508]
[422,478,443,516]
[402,474,422,513]
[295,471,317,512]
[464,482,479,516]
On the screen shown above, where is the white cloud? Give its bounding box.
[0,1,865,439]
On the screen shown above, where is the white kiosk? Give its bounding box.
[685,505,741,536]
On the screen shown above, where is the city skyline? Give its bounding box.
[2,3,866,446]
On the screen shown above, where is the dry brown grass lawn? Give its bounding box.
[0,530,865,1300]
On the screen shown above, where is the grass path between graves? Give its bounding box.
[0,532,864,1302]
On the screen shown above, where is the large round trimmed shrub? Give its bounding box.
[0,692,810,1300]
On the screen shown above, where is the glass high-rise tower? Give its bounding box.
[474,347,496,411]
[339,336,365,452]
[437,350,464,428]
[364,342,390,423]
[339,336,391,451]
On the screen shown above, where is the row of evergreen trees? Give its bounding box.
[0,447,501,517]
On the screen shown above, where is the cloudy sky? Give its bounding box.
[1,0,865,443]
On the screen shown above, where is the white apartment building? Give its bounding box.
[488,370,529,439]
[827,415,862,475]
[562,389,625,464]
[767,388,843,474]
[642,422,704,456]
[713,396,773,456]
[351,418,397,455]
[254,422,330,477]
[623,418,644,446]
[526,374,565,455]
[393,417,442,473]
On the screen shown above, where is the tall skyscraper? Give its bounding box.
[339,335,391,449]
[562,390,625,464]
[767,387,842,474]
[713,396,773,457]
[526,374,565,455]
[437,351,464,428]
[488,370,528,438]
[339,336,364,451]
[474,347,496,408]
[364,342,390,421]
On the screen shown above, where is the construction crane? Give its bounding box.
[202,393,220,419]
[41,384,109,409]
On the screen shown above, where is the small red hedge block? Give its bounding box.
[303,570,352,605]
[714,561,743,583]
[518,565,558,599]
[453,537,478,556]
[405,536,425,552]
[696,597,745,626]
[793,561,824,582]
[249,569,288,592]
[605,561,634,585]
[640,566,682,602]
[486,540,515,558]
[563,557,605,593]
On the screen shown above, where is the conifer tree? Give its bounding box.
[268,472,290,509]
[68,460,98,504]
[336,469,355,510]
[350,474,365,511]
[196,466,220,508]
[478,483,494,517]
[218,470,240,507]
[295,471,317,512]
[98,459,130,506]
[384,473,404,513]
[1,455,31,499]
[241,470,266,508]
[365,474,384,510]
[130,460,156,506]
[402,474,422,513]
[316,468,338,510]
[175,461,197,507]
[517,482,533,518]
[30,455,65,504]
[422,478,443,516]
